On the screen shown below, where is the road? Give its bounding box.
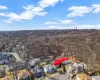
[46,74,70,80]
[10,52,23,62]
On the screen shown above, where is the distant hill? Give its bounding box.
[0,29,100,69]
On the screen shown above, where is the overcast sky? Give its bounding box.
[0,0,100,30]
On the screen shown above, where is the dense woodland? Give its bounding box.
[0,29,100,69]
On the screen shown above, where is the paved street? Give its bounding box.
[46,74,69,80]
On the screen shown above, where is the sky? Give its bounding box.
[0,0,100,31]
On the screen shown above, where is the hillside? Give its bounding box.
[0,29,100,69]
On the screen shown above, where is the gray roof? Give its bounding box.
[0,54,13,61]
[92,76,100,80]
[0,52,11,56]
[0,56,9,60]
[7,62,25,67]
[28,58,40,66]
[7,62,25,71]
[0,52,14,61]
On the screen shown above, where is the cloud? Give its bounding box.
[45,19,75,25]
[67,4,100,17]
[45,21,59,24]
[0,5,8,9]
[67,6,92,17]
[60,0,64,2]
[0,13,6,16]
[48,25,67,29]
[76,24,100,29]
[47,24,100,29]
[38,0,63,8]
[23,5,43,12]
[0,0,63,23]
[1,11,47,23]
[92,4,100,13]
[59,20,75,24]
[0,5,47,23]
[2,20,12,23]
[77,25,95,29]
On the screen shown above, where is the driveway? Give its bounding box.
[46,74,70,80]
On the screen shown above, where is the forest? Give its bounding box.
[0,29,100,69]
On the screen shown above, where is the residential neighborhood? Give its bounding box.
[0,52,99,80]
[0,0,100,80]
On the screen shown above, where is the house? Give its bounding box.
[17,71,30,80]
[28,58,40,68]
[73,61,86,74]
[0,70,30,80]
[43,65,49,73]
[6,62,25,71]
[0,75,14,80]
[0,70,6,78]
[92,76,100,80]
[72,73,94,80]
[43,64,55,74]
[0,53,15,65]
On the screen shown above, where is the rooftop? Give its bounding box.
[92,76,100,80]
[0,70,6,78]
